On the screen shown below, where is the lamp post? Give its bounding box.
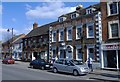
[7,28,13,58]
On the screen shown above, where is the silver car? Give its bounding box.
[53,59,90,76]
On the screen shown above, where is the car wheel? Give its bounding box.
[73,70,79,76]
[41,66,45,70]
[53,68,58,73]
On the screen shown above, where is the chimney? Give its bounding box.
[33,22,38,29]
[76,4,83,10]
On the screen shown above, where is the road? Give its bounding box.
[2,61,95,80]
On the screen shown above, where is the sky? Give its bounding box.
[0,1,100,42]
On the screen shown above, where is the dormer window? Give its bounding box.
[86,8,96,14]
[58,17,66,22]
[71,13,79,19]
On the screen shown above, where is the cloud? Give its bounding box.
[25,2,76,19]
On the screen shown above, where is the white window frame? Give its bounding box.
[59,17,66,22]
[76,25,82,39]
[86,8,95,14]
[76,45,82,61]
[67,27,72,41]
[59,29,64,42]
[107,2,119,16]
[71,13,79,19]
[52,31,56,42]
[108,20,120,39]
[86,23,94,38]
[87,45,95,61]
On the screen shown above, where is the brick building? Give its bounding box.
[49,3,102,66]
[22,22,54,61]
[100,1,120,69]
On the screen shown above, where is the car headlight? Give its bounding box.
[45,65,49,67]
[80,67,85,71]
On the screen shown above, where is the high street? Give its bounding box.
[2,60,119,81]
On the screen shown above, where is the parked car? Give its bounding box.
[53,59,90,76]
[2,58,15,64]
[29,59,51,70]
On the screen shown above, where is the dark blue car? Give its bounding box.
[29,59,51,70]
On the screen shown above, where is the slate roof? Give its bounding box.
[24,21,57,39]
[2,34,25,45]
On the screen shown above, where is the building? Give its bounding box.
[49,3,102,67]
[22,22,54,62]
[2,34,25,59]
[100,1,120,70]
[12,34,25,60]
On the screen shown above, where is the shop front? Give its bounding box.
[101,43,120,70]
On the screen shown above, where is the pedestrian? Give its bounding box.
[87,57,93,72]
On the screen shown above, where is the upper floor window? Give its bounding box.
[86,8,96,14]
[71,13,79,19]
[58,17,66,22]
[52,31,56,42]
[59,29,64,41]
[107,2,118,16]
[108,20,120,39]
[76,25,82,39]
[87,23,94,38]
[67,27,72,40]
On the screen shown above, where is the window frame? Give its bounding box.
[86,23,94,38]
[52,31,57,42]
[67,27,72,41]
[59,29,64,42]
[107,2,119,16]
[76,25,82,39]
[108,20,120,39]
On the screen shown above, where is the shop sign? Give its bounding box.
[102,44,120,50]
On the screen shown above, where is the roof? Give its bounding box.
[24,21,57,39]
[2,34,25,45]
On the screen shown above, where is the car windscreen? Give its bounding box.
[70,60,83,65]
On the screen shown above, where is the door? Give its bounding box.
[64,60,74,73]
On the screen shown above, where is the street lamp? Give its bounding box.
[7,28,13,58]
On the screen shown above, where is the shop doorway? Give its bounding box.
[107,50,117,68]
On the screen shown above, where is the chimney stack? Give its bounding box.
[76,4,83,10]
[33,22,38,29]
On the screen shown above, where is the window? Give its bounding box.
[108,20,119,38]
[76,25,82,39]
[107,2,118,16]
[67,28,72,40]
[52,50,56,58]
[88,48,94,60]
[86,8,95,14]
[59,17,66,22]
[87,47,95,60]
[87,24,94,38]
[76,48,82,61]
[71,13,79,19]
[59,30,64,41]
[52,31,56,42]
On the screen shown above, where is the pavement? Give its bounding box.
[89,68,120,82]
